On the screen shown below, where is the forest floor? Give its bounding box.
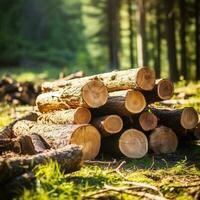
[0,68,200,200]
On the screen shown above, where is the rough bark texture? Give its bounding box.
[101,128,148,158]
[0,138,21,154]
[142,79,174,104]
[37,79,108,111]
[18,134,50,155]
[42,67,155,92]
[0,145,83,183]
[38,107,91,125]
[91,90,146,117]
[91,115,123,137]
[149,126,178,154]
[13,120,101,160]
[151,107,199,137]
[0,112,38,139]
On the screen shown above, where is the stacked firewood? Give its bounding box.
[0,67,200,187]
[2,67,199,160]
[0,75,40,105]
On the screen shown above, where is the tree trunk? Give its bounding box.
[155,3,161,78]
[38,107,91,125]
[149,126,178,154]
[0,145,83,183]
[164,0,179,81]
[127,0,134,68]
[91,90,146,116]
[101,128,148,158]
[37,79,108,112]
[107,0,121,70]
[151,107,199,136]
[91,115,123,137]
[142,79,174,104]
[195,0,200,80]
[0,112,38,139]
[136,0,147,66]
[12,121,101,160]
[179,0,187,79]
[42,67,155,92]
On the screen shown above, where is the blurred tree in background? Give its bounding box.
[0,0,199,81]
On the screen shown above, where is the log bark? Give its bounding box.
[42,67,155,92]
[18,134,50,155]
[91,115,123,137]
[12,120,101,160]
[37,78,108,112]
[125,110,158,131]
[0,138,21,154]
[101,128,148,158]
[149,126,178,154]
[0,112,38,139]
[142,79,174,104]
[38,107,91,125]
[0,145,83,183]
[151,107,199,136]
[91,90,146,116]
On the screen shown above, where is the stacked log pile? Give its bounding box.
[0,67,199,184]
[0,75,40,105]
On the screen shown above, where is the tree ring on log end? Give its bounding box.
[74,107,91,124]
[125,90,146,113]
[139,111,158,131]
[149,126,178,154]
[103,115,123,134]
[157,79,174,100]
[136,67,155,90]
[82,80,108,108]
[70,125,101,160]
[119,129,148,158]
[181,107,198,129]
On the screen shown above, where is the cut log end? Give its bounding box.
[149,126,178,154]
[136,67,155,90]
[70,125,101,160]
[74,107,91,124]
[157,79,174,100]
[104,115,123,134]
[82,80,108,108]
[119,129,148,158]
[181,107,198,129]
[139,111,158,131]
[125,90,146,113]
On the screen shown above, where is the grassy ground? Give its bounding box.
[0,68,200,200]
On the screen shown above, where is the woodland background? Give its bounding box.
[0,0,199,81]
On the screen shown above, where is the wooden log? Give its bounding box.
[126,110,158,131]
[101,129,148,158]
[12,120,101,160]
[0,134,49,155]
[18,134,50,155]
[91,115,123,137]
[0,145,83,183]
[149,126,178,154]
[59,70,85,81]
[0,112,38,139]
[151,107,199,135]
[37,78,108,112]
[37,107,91,125]
[0,138,21,154]
[42,67,155,92]
[142,79,174,104]
[91,90,146,116]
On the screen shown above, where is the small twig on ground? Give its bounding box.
[82,184,168,200]
[84,159,116,165]
[149,155,155,169]
[123,181,163,196]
